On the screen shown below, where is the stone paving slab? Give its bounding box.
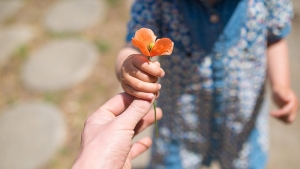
[21,39,98,92]
[0,102,66,169]
[44,0,105,33]
[0,0,23,24]
[0,25,34,66]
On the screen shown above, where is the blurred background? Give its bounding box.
[0,0,299,169]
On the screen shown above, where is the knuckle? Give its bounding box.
[139,72,148,81]
[121,69,129,78]
[123,87,131,95]
[121,82,126,88]
[135,82,144,90]
[121,76,128,84]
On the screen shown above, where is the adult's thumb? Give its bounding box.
[117,98,153,129]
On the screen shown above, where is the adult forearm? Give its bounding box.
[267,39,290,91]
[115,47,140,81]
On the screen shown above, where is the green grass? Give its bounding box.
[16,45,29,60]
[106,0,121,7]
[95,40,111,53]
[6,97,16,105]
[43,93,63,104]
[79,92,93,104]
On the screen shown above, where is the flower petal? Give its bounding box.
[133,28,156,46]
[132,38,150,56]
[150,38,174,56]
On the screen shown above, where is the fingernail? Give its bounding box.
[160,71,165,77]
[158,84,161,89]
[148,94,154,99]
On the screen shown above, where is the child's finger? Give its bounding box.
[155,91,160,99]
[278,113,295,123]
[133,57,165,78]
[271,100,294,117]
[286,100,298,123]
[123,74,161,93]
[152,60,161,67]
[121,83,155,100]
[127,65,158,83]
[287,111,297,123]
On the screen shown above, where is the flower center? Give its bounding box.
[147,43,155,52]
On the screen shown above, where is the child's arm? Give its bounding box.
[267,39,298,123]
[115,46,164,100]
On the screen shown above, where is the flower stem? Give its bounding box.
[148,56,158,138]
[153,101,158,138]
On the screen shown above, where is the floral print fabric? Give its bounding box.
[126,0,293,168]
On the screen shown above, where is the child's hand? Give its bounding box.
[271,88,299,123]
[120,54,165,100]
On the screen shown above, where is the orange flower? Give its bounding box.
[132,28,174,57]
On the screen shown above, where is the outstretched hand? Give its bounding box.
[72,93,163,169]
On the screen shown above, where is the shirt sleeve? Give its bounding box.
[125,0,162,43]
[266,0,293,43]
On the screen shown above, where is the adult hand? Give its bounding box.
[271,88,298,123]
[72,92,162,169]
